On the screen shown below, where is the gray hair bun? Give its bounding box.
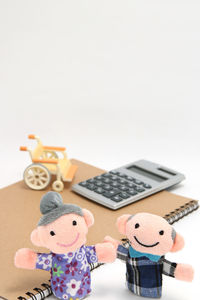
[40,191,63,215]
[38,191,83,226]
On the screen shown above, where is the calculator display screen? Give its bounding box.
[127,166,167,182]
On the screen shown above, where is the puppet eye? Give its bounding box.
[72,220,77,226]
[50,231,56,236]
[159,230,164,235]
[135,223,140,229]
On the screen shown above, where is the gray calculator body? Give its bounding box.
[72,160,185,210]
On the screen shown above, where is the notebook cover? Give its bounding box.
[0,159,198,300]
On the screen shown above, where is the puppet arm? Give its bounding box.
[104,236,129,263]
[15,249,52,271]
[162,259,194,282]
[103,236,120,251]
[85,243,116,264]
[15,248,37,269]
[174,263,194,282]
[95,243,116,263]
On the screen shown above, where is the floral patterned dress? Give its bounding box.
[36,245,98,300]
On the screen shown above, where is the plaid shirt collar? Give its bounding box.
[129,245,161,262]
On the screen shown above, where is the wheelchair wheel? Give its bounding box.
[23,163,51,190]
[52,180,64,192]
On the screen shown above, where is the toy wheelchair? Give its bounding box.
[20,135,78,192]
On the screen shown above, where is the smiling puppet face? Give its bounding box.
[30,191,94,254]
[31,211,93,254]
[117,213,184,256]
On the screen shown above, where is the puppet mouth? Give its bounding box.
[57,233,80,248]
[134,236,159,248]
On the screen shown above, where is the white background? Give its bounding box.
[0,1,200,299]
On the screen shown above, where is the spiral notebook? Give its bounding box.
[0,159,198,300]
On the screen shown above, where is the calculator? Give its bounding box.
[72,160,185,210]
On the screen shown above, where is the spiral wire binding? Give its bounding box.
[164,200,199,224]
[41,283,52,295]
[25,292,37,300]
[33,288,45,298]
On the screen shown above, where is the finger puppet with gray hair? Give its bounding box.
[104,213,194,298]
[15,192,116,300]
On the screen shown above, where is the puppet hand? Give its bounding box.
[95,243,116,263]
[14,248,37,270]
[174,263,194,282]
[103,235,120,251]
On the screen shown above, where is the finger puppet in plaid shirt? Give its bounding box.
[15,192,116,300]
[105,213,194,298]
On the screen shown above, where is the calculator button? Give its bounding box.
[111,195,123,202]
[110,170,118,175]
[143,183,152,189]
[118,172,127,178]
[126,176,134,181]
[110,181,120,188]
[79,181,88,187]
[103,189,120,198]
[119,185,129,191]
[125,182,136,188]
[133,179,143,185]
[95,176,103,180]
[87,178,96,183]
[103,184,113,191]
[87,184,96,191]
[102,173,111,178]
[123,175,133,181]
[95,181,104,187]
[110,175,118,181]
[134,186,145,193]
[117,178,126,184]
[102,178,112,184]
[127,189,138,196]
[119,192,129,199]
[94,187,104,194]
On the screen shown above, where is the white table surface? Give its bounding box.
[1,1,200,299]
